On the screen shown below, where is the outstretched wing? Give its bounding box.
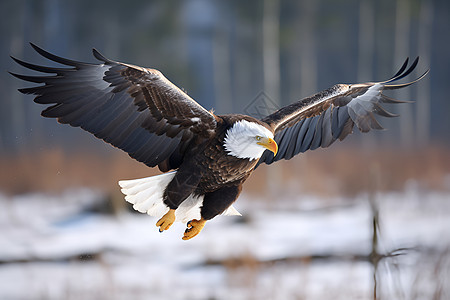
[10,43,218,171]
[257,57,428,166]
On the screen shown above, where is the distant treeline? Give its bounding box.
[2,0,449,153]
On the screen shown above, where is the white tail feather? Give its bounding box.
[118,171,241,223]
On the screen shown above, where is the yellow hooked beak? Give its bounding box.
[257,137,278,156]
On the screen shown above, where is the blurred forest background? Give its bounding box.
[1,1,450,299]
[1,0,450,197]
[1,0,450,195]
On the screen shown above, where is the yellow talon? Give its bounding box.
[182,218,206,240]
[156,209,176,232]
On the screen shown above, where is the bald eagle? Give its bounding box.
[10,43,428,240]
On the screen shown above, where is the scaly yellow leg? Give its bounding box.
[156,209,176,232]
[182,218,207,240]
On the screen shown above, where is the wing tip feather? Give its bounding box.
[92,48,113,64]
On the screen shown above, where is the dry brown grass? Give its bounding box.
[0,144,449,196]
[0,148,156,195]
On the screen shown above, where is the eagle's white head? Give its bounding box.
[223,120,278,160]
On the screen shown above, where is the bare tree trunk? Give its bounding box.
[233,31,254,112]
[358,0,375,83]
[104,14,120,61]
[298,0,318,98]
[393,0,414,147]
[287,4,302,104]
[416,0,433,147]
[358,0,376,149]
[7,1,28,152]
[263,0,281,193]
[213,28,233,114]
[263,0,281,103]
[289,0,318,186]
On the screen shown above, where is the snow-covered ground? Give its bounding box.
[0,185,449,300]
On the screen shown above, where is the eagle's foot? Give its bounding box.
[156,209,176,232]
[182,218,206,240]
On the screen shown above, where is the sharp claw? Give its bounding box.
[156,209,176,233]
[182,218,206,240]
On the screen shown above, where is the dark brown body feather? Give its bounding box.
[162,114,264,219]
[193,115,263,193]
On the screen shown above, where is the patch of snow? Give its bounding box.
[0,187,449,299]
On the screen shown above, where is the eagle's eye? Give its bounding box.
[255,136,262,141]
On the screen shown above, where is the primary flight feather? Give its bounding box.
[10,43,428,240]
